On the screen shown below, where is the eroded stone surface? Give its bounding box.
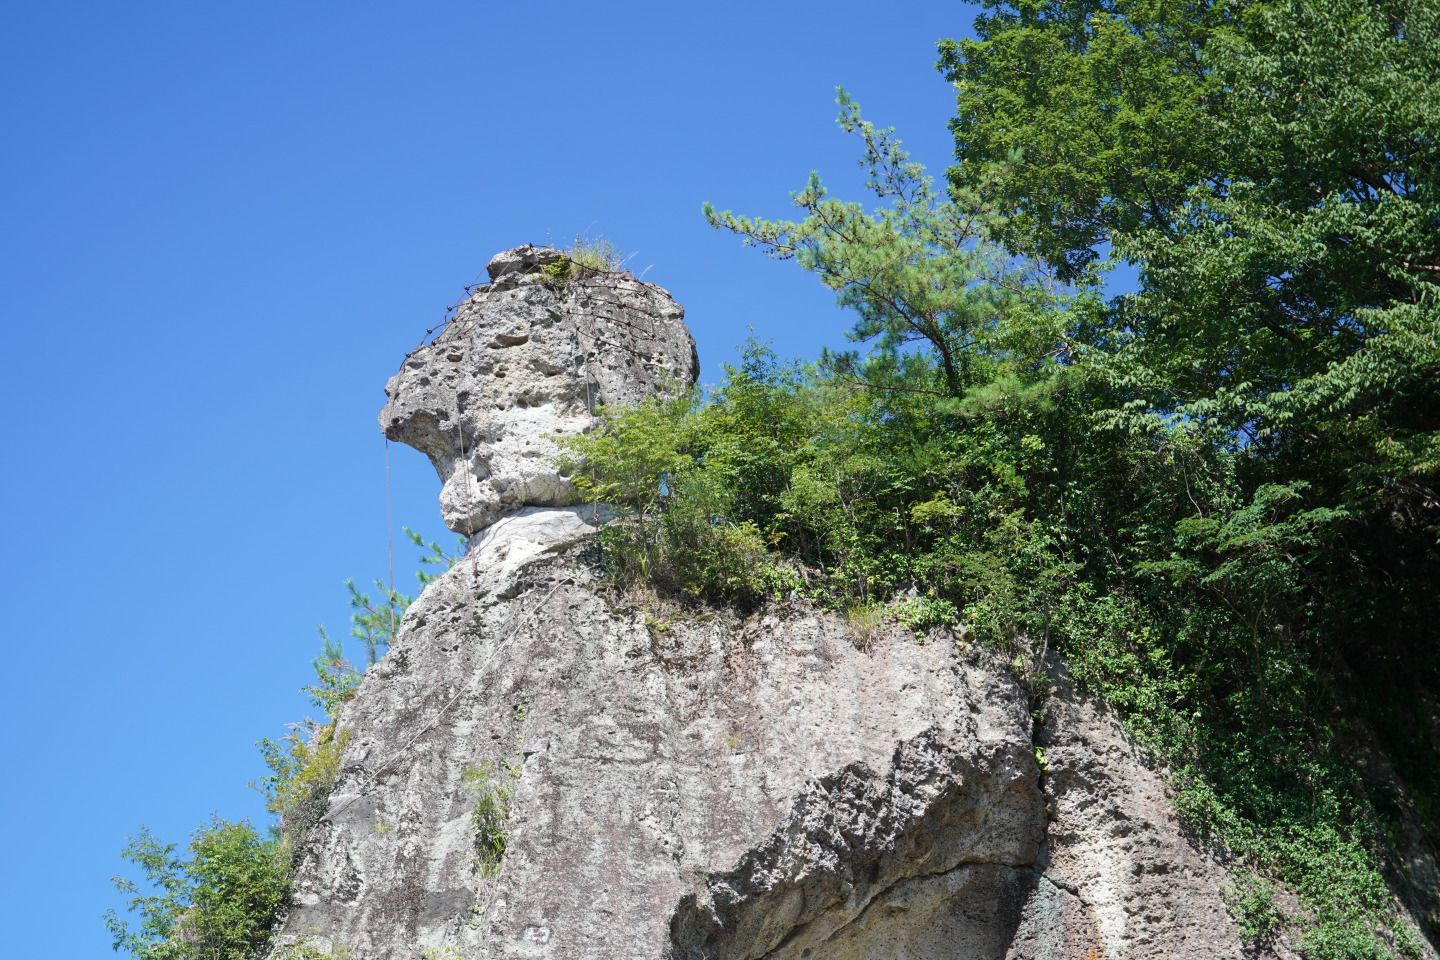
[379,245,698,535]
[268,537,1306,960]
[1036,660,1278,960]
[271,543,1045,959]
[668,719,1044,960]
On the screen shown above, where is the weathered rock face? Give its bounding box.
[270,534,1280,960]
[1033,662,1295,960]
[379,245,699,535]
[272,250,1429,959]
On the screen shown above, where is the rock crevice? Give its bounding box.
[668,724,1047,960]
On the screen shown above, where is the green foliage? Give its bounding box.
[933,2,1440,953]
[464,704,528,878]
[302,631,361,715]
[106,527,453,957]
[1224,873,1286,948]
[705,91,1091,399]
[891,595,959,633]
[561,337,1086,630]
[258,620,365,856]
[106,621,362,960]
[464,759,520,878]
[540,233,631,284]
[255,720,352,856]
[337,578,412,666]
[106,818,290,960]
[107,645,354,960]
[938,0,1225,282]
[405,526,466,585]
[940,0,1440,525]
[555,382,796,605]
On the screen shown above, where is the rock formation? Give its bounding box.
[380,244,698,536]
[268,248,1431,960]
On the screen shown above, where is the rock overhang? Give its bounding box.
[379,245,698,537]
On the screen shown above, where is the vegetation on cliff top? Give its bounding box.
[565,1,1440,956]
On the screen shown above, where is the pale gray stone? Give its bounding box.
[485,245,565,281]
[379,246,698,536]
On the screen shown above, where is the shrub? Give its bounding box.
[256,720,353,856]
[556,384,794,606]
[539,233,630,284]
[106,817,290,960]
[463,703,529,879]
[891,596,958,633]
[1222,873,1286,949]
[464,759,520,878]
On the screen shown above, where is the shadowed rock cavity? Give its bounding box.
[667,726,1058,960]
[379,244,699,536]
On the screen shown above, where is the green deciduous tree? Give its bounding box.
[935,1,1440,954]
[940,0,1440,515]
[105,818,290,960]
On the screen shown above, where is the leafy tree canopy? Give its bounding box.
[656,5,1440,951]
[939,0,1440,518]
[105,818,289,960]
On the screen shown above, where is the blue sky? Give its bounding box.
[0,2,982,954]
